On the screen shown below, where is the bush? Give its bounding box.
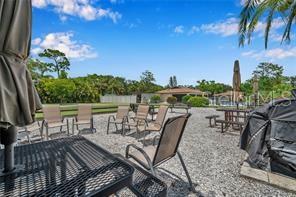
[166,96,177,104]
[187,96,209,107]
[36,78,100,104]
[150,95,161,103]
[182,95,192,104]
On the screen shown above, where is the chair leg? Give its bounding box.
[46,126,49,140]
[26,132,31,144]
[177,151,195,191]
[107,120,110,134]
[115,123,119,131]
[67,119,69,136]
[72,120,75,135]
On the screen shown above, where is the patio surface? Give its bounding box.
[27,108,296,196]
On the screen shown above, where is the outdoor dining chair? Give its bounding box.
[124,104,150,138]
[42,105,69,140]
[125,114,195,191]
[107,105,130,135]
[139,105,168,145]
[17,121,42,144]
[72,104,96,135]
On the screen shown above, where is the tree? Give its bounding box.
[140,70,155,84]
[253,62,285,91]
[239,0,295,48]
[290,76,296,88]
[26,58,52,79]
[168,75,178,88]
[39,49,70,78]
[197,80,232,96]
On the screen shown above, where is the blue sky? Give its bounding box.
[31,0,296,86]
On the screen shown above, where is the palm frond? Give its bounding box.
[282,0,296,43]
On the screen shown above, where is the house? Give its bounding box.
[156,87,205,102]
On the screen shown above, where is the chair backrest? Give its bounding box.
[153,113,191,166]
[77,104,92,121]
[155,105,168,126]
[116,105,130,120]
[136,105,149,120]
[42,105,62,123]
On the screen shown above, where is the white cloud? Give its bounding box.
[201,17,238,37]
[200,17,285,40]
[32,0,121,23]
[31,32,98,60]
[242,47,296,60]
[188,26,199,35]
[174,25,184,34]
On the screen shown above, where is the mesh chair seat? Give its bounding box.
[46,122,67,128]
[73,120,91,125]
[138,124,162,132]
[109,119,124,124]
[129,145,157,169]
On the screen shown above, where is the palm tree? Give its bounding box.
[239,0,296,49]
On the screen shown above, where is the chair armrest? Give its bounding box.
[125,144,153,168]
[108,115,116,122]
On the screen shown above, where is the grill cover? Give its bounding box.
[240,90,296,178]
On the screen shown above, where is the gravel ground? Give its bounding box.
[25,108,296,197]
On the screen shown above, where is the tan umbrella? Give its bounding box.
[0,0,41,173]
[253,74,259,106]
[232,60,241,107]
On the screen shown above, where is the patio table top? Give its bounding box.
[0,136,134,196]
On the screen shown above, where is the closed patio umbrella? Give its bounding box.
[0,0,41,174]
[232,60,241,108]
[253,74,259,106]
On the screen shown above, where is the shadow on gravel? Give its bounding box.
[157,168,203,197]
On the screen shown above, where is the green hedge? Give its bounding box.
[36,78,100,104]
[182,95,192,104]
[187,96,209,107]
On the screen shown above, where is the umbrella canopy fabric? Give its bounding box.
[252,74,259,94]
[232,60,241,103]
[232,60,241,91]
[0,0,41,129]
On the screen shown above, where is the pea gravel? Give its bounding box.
[27,108,296,197]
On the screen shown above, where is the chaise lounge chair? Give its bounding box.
[42,105,69,140]
[107,105,130,135]
[125,114,195,191]
[72,104,96,135]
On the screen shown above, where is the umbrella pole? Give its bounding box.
[0,126,18,175]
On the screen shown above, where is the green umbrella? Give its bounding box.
[0,0,41,173]
[232,60,241,108]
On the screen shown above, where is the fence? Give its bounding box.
[101,95,137,103]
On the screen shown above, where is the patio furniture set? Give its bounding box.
[206,108,251,134]
[1,104,194,196]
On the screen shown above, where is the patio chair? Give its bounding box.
[107,105,130,135]
[72,104,96,135]
[139,105,168,145]
[42,105,69,140]
[17,122,42,144]
[124,105,150,138]
[126,114,195,191]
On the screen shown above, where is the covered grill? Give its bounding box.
[240,90,296,178]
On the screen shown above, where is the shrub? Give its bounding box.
[36,78,100,104]
[182,95,192,104]
[150,95,161,103]
[166,96,177,104]
[187,96,209,107]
